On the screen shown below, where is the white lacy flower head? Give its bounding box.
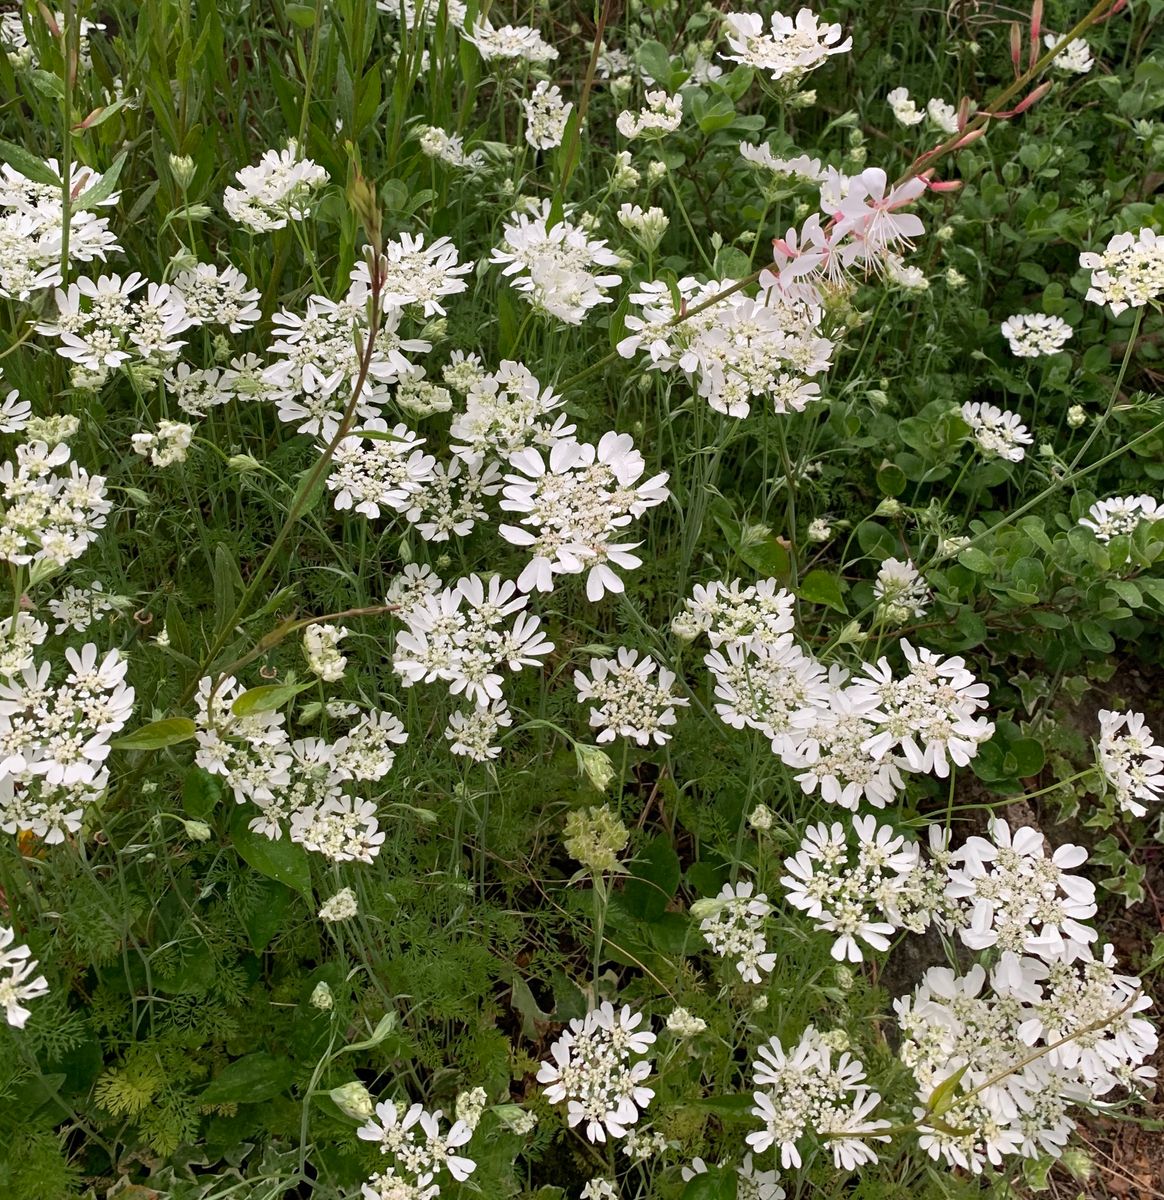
[491,199,622,325]
[574,648,688,746]
[720,9,852,86]
[172,263,261,332]
[1078,494,1161,542]
[417,125,487,172]
[848,640,995,779]
[665,1006,708,1038]
[961,400,1033,462]
[1097,708,1164,817]
[0,924,49,1028]
[357,1097,477,1188]
[925,97,959,133]
[705,638,830,743]
[781,815,920,961]
[303,622,349,682]
[404,454,501,541]
[223,142,328,232]
[695,880,777,983]
[1045,33,1093,74]
[617,276,833,418]
[351,233,472,318]
[450,360,575,459]
[326,421,436,518]
[498,431,669,600]
[580,1180,617,1200]
[682,578,795,651]
[0,374,31,434]
[774,674,906,811]
[945,819,1097,958]
[466,19,558,64]
[0,159,121,301]
[1080,227,1164,315]
[886,86,924,127]
[615,91,683,140]
[0,613,48,675]
[387,564,443,613]
[617,204,669,254]
[873,557,930,621]
[318,886,359,922]
[393,573,554,705]
[747,1025,888,1171]
[131,419,194,467]
[523,80,573,150]
[376,0,468,29]
[35,272,194,374]
[739,142,823,181]
[0,438,112,578]
[445,698,512,761]
[454,1087,488,1132]
[682,1153,785,1200]
[537,1001,656,1142]
[0,643,133,844]
[1000,313,1073,358]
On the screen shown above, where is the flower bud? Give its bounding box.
[227,454,262,472]
[182,819,212,842]
[330,1081,375,1121]
[310,981,333,1011]
[575,744,616,793]
[169,154,197,190]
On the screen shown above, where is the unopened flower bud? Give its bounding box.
[169,154,196,190]
[875,497,903,517]
[575,744,617,793]
[310,981,334,1011]
[330,1081,375,1121]
[748,804,774,831]
[227,453,262,472]
[1067,404,1086,428]
[182,819,212,842]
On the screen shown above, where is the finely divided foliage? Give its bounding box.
[0,1,1161,1199]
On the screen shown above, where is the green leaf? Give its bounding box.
[957,547,994,574]
[182,766,222,819]
[681,1167,738,1200]
[200,1053,295,1106]
[73,151,127,211]
[623,833,681,921]
[286,1,317,26]
[231,809,313,901]
[876,462,907,497]
[0,138,59,186]
[241,879,290,953]
[635,40,673,89]
[798,569,847,613]
[231,680,314,717]
[111,717,197,751]
[926,1064,967,1115]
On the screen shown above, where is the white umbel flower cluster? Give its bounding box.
[523,81,573,150]
[357,1097,477,1200]
[0,159,120,301]
[466,19,558,64]
[747,1026,889,1171]
[1045,33,1094,74]
[449,360,576,460]
[695,881,777,983]
[574,648,688,746]
[223,142,328,232]
[0,644,134,843]
[617,276,833,418]
[720,9,851,86]
[303,622,349,682]
[1080,227,1164,315]
[445,697,512,761]
[327,422,436,519]
[616,91,683,140]
[498,431,670,600]
[393,573,554,705]
[0,924,49,1028]
[537,1001,656,1142]
[873,557,930,622]
[1078,494,1161,542]
[1000,313,1072,358]
[491,199,622,325]
[1097,708,1164,817]
[678,577,796,649]
[960,401,1032,462]
[417,125,486,172]
[131,419,194,467]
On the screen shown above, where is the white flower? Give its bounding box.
[945,818,1097,958]
[886,86,924,127]
[739,143,823,179]
[682,578,796,650]
[1045,33,1093,74]
[445,699,512,761]
[925,97,959,133]
[466,19,558,64]
[491,199,622,325]
[1000,313,1072,358]
[326,422,436,518]
[960,401,1032,463]
[781,816,920,961]
[498,431,669,601]
[537,1002,656,1142]
[131,419,194,467]
[523,80,573,150]
[223,142,328,232]
[454,1087,488,1132]
[615,91,682,140]
[873,557,930,621]
[376,0,468,28]
[617,204,669,254]
[1097,709,1164,817]
[358,1098,477,1184]
[1078,494,1161,542]
[696,881,777,982]
[318,887,359,922]
[416,125,487,172]
[1080,227,1164,316]
[580,1181,617,1200]
[352,233,473,318]
[682,1154,785,1200]
[404,454,501,541]
[46,582,119,635]
[0,924,49,1027]
[720,9,851,85]
[303,622,349,682]
[172,263,261,331]
[665,1007,707,1038]
[574,648,688,746]
[747,1026,888,1170]
[705,639,830,742]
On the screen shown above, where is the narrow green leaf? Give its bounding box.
[73,151,127,211]
[111,717,197,751]
[231,680,313,717]
[0,138,59,186]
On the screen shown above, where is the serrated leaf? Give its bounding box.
[111,717,197,751]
